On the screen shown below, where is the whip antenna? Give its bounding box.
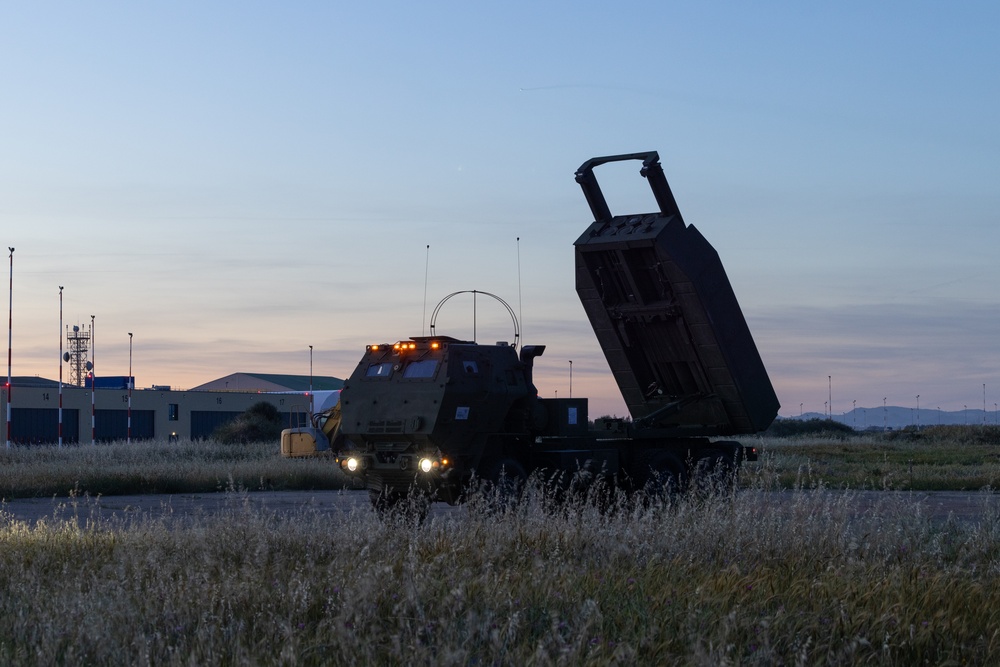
[422,244,430,336]
[517,237,523,349]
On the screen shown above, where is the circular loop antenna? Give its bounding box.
[429,290,520,347]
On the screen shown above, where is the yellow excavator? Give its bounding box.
[279,397,345,457]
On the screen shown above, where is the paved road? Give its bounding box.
[0,490,457,526]
[1,489,997,527]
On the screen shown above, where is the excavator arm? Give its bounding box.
[280,402,343,457]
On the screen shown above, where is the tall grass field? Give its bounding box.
[1,429,998,664]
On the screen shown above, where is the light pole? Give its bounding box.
[127,332,133,444]
[58,287,64,447]
[90,315,95,446]
[569,360,573,399]
[309,345,314,415]
[799,402,803,418]
[883,397,887,432]
[6,247,13,448]
[916,395,920,430]
[828,375,832,420]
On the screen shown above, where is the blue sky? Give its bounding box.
[2,2,998,419]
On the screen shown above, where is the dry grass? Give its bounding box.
[746,430,1000,491]
[0,439,354,499]
[3,427,999,500]
[1,434,999,663]
[1,481,1000,665]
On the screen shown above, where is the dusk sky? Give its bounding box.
[2,2,998,419]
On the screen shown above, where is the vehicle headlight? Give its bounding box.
[418,457,433,473]
[343,457,359,472]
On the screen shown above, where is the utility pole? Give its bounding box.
[828,376,832,420]
[90,315,95,446]
[58,287,64,447]
[127,333,133,444]
[6,247,13,448]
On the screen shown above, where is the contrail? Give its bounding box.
[519,83,658,94]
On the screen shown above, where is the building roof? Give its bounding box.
[188,372,344,393]
[9,376,59,388]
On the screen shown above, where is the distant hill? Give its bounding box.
[785,407,995,431]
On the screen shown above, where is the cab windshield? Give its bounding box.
[365,362,393,378]
[402,359,438,379]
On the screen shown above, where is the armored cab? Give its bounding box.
[338,336,542,502]
[574,152,779,436]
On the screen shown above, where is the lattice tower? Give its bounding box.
[66,324,91,387]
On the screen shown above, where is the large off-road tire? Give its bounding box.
[564,458,617,510]
[472,457,528,512]
[633,450,687,502]
[368,482,430,523]
[691,447,739,498]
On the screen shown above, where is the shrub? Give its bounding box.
[885,424,1000,445]
[765,418,855,438]
[213,401,285,444]
[245,401,281,422]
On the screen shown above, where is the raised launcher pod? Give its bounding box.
[574,151,779,436]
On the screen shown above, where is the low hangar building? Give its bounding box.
[1,372,344,444]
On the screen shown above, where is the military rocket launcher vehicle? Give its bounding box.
[282,151,779,511]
